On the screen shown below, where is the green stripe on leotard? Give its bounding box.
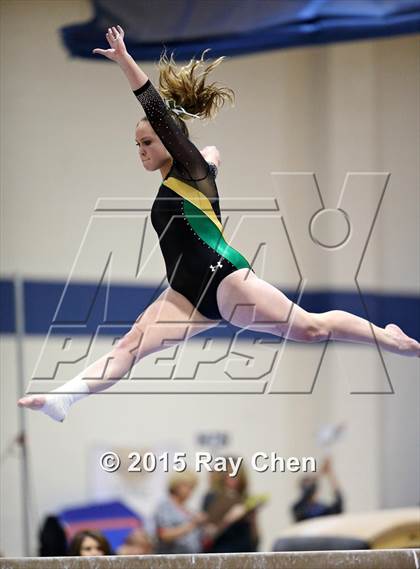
[183,199,251,270]
[163,176,252,270]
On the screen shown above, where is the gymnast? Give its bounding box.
[18,26,419,422]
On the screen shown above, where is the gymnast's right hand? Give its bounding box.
[92,25,128,62]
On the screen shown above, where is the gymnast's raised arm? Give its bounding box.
[93,25,210,181]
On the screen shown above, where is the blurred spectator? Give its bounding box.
[202,457,260,553]
[155,471,207,554]
[68,529,113,556]
[39,515,68,556]
[116,528,154,555]
[292,457,344,522]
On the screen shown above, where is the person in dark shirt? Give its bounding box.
[292,457,344,522]
[202,457,260,553]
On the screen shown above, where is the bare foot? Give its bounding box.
[385,324,420,357]
[18,395,46,410]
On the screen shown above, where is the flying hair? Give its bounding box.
[157,48,235,122]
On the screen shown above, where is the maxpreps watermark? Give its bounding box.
[99,451,317,475]
[27,171,394,395]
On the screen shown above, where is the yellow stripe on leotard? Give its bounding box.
[163,176,224,235]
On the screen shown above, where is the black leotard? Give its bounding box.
[134,79,254,320]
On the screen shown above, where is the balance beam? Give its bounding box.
[1,549,419,568]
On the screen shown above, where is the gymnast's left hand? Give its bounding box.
[200,145,221,168]
[92,25,128,62]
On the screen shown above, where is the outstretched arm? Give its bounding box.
[322,457,340,493]
[93,26,210,181]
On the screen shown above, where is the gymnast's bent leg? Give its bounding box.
[18,287,219,422]
[216,269,420,357]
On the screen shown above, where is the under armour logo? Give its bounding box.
[210,261,223,272]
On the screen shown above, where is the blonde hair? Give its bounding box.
[168,470,198,494]
[157,49,235,122]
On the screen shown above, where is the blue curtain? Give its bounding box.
[61,0,420,60]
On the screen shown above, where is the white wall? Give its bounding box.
[1,0,419,557]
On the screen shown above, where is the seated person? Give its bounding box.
[116,528,154,555]
[68,529,112,556]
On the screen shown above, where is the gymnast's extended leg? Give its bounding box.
[216,269,420,357]
[18,287,219,421]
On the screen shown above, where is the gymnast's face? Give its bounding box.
[135,120,172,172]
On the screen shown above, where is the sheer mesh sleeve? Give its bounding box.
[134,79,211,183]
